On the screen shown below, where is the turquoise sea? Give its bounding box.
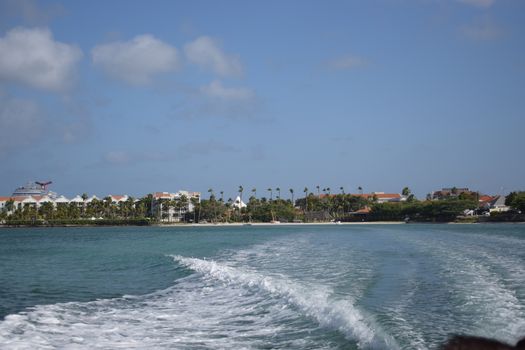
[0,224,524,349]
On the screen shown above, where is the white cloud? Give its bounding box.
[173,80,258,120]
[461,17,503,40]
[104,151,131,165]
[0,27,83,91]
[326,55,367,70]
[457,0,495,8]
[184,36,243,77]
[200,80,254,101]
[0,95,45,156]
[92,34,180,85]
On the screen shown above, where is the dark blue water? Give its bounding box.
[0,224,524,349]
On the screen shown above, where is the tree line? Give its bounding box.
[1,188,524,225]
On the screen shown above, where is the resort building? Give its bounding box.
[488,195,510,213]
[152,191,201,222]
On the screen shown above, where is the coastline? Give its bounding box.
[2,221,524,229]
[0,221,406,228]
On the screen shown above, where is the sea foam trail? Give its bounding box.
[402,232,525,344]
[0,275,332,349]
[172,255,400,350]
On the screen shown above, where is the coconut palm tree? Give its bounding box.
[5,199,14,213]
[358,186,363,194]
[289,188,294,205]
[340,186,344,195]
[252,187,257,198]
[238,186,244,221]
[327,187,331,195]
[220,191,224,202]
[303,187,308,210]
[267,188,273,201]
[238,186,244,202]
[276,187,281,199]
[316,185,320,197]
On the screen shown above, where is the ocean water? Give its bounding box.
[0,224,524,349]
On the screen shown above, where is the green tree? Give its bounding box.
[506,192,525,212]
[5,199,14,213]
[39,202,55,220]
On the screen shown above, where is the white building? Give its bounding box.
[153,191,201,222]
[232,196,247,209]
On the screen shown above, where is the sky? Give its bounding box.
[0,0,524,200]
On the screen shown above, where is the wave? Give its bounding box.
[399,231,525,344]
[171,254,399,349]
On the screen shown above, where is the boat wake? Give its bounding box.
[171,254,399,349]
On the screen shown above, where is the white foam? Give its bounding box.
[403,232,525,345]
[0,272,338,349]
[172,255,399,349]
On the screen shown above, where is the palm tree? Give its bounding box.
[267,188,273,201]
[208,188,214,199]
[5,199,14,213]
[303,187,308,211]
[103,196,113,218]
[220,191,224,202]
[238,186,244,202]
[358,186,363,194]
[289,188,294,205]
[252,188,257,198]
[340,186,344,195]
[238,186,244,221]
[190,197,200,222]
[276,187,281,199]
[316,185,320,197]
[327,187,331,195]
[178,195,189,222]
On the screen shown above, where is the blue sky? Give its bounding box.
[0,0,524,199]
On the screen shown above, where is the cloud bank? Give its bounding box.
[200,80,255,101]
[92,34,180,85]
[0,27,82,91]
[184,36,243,77]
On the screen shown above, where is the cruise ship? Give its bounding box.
[12,181,57,199]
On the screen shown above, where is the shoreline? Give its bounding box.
[0,221,406,228]
[1,221,523,228]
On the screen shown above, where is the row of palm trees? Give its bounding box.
[2,196,151,222]
[217,185,366,204]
